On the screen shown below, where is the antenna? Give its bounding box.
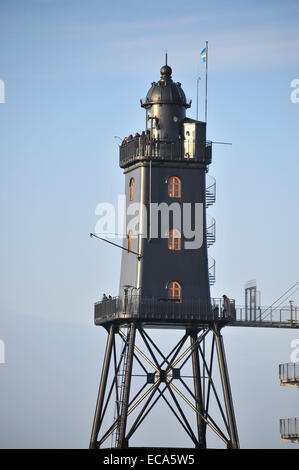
[165,51,168,65]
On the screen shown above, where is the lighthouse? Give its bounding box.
[119,61,212,305]
[89,60,239,450]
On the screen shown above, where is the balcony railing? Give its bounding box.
[119,135,212,168]
[280,418,299,442]
[233,306,299,326]
[94,296,236,325]
[279,363,299,386]
[94,296,299,328]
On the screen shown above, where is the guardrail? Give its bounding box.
[94,297,299,328]
[279,363,299,384]
[119,136,212,167]
[228,306,299,328]
[280,418,299,441]
[95,296,235,324]
[234,306,299,325]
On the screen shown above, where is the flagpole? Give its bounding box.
[204,40,208,124]
[196,76,201,120]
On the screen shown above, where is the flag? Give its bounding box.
[201,47,207,62]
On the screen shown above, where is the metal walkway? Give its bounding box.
[94,297,299,329]
[230,306,299,329]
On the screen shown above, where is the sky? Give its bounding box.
[0,0,299,449]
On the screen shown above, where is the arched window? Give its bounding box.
[129,178,135,201]
[168,229,181,251]
[168,281,182,300]
[168,176,181,198]
[128,231,132,252]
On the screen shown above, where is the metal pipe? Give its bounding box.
[118,328,159,372]
[173,328,209,369]
[190,331,206,448]
[169,382,229,445]
[148,159,152,241]
[89,325,115,449]
[99,381,158,447]
[117,322,136,448]
[214,328,239,449]
[126,381,160,440]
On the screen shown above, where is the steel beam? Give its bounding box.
[214,326,239,449]
[89,324,115,449]
[90,322,239,449]
[190,331,206,448]
[117,322,136,448]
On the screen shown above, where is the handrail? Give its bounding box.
[94,297,299,327]
[119,134,212,167]
[206,216,216,247]
[206,174,216,207]
[280,418,299,438]
[233,305,299,325]
[279,362,299,382]
[94,296,235,322]
[208,257,216,285]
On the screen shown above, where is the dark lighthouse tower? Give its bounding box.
[90,61,239,450]
[119,61,211,304]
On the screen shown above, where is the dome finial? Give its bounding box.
[160,52,172,81]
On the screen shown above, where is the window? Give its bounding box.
[168,229,181,251]
[129,178,135,201]
[128,231,132,252]
[168,176,181,198]
[168,281,182,300]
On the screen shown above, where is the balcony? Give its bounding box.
[94,296,236,326]
[279,363,299,387]
[119,135,212,168]
[280,418,299,443]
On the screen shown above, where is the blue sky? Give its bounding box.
[0,0,299,449]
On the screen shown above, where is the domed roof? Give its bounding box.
[141,63,190,108]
